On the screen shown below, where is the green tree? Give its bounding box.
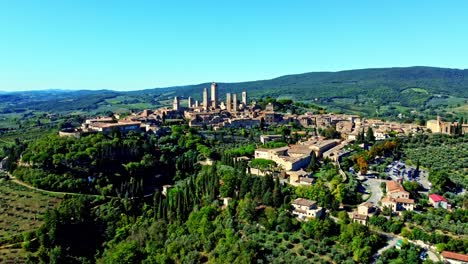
[306,152,319,172]
[237,195,256,223]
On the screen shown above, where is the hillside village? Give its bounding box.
[2,1,468,262]
[6,83,462,263]
[58,84,466,215]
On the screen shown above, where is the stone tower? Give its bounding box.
[242,91,247,105]
[203,88,208,111]
[187,96,192,108]
[173,96,179,111]
[226,93,232,112]
[211,82,218,109]
[232,93,237,112]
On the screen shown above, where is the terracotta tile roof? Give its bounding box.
[386,181,407,193]
[300,177,315,184]
[90,121,141,128]
[395,198,415,204]
[288,145,313,155]
[442,251,468,262]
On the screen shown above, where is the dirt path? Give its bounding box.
[3,170,154,200]
[3,170,106,198]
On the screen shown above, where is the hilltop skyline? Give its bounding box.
[1,1,468,91]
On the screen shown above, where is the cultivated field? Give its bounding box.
[0,178,62,263]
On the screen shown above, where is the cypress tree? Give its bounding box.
[307,152,318,172]
[272,178,282,207]
[366,127,375,143]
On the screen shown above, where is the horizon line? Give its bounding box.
[1,65,466,93]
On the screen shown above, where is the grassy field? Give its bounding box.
[402,87,429,94]
[451,104,468,115]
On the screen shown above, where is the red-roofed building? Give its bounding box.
[441,251,468,264]
[381,181,414,213]
[429,194,451,210]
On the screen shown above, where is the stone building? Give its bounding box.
[426,116,464,135]
[291,198,324,221]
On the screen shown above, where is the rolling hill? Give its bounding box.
[1,66,467,117]
[147,66,468,104]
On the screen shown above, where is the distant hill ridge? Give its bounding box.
[0,66,467,114]
[146,66,468,102]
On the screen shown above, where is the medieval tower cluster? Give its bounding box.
[174,82,248,113]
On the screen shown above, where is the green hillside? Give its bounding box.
[1,67,467,119]
[153,66,468,103]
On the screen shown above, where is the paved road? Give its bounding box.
[427,249,440,262]
[370,230,441,263]
[371,235,399,263]
[363,178,385,205]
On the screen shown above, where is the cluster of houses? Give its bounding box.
[59,81,431,142]
[56,84,456,216]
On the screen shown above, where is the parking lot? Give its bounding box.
[385,161,431,190]
[359,160,432,207]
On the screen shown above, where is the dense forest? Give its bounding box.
[1,121,467,263]
[20,163,387,263]
[0,126,387,263]
[4,125,211,196]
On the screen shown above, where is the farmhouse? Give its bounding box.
[381,181,414,213]
[386,181,410,199]
[290,198,324,221]
[428,194,451,210]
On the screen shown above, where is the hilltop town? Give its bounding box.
[57,83,466,219]
[60,82,468,139]
[1,82,467,263]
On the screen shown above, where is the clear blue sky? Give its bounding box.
[1,1,467,91]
